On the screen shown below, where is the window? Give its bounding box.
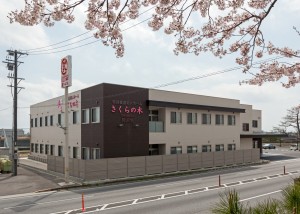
[252,120,258,128]
[215,114,224,125]
[40,144,44,154]
[187,146,197,153]
[45,116,48,126]
[73,111,79,124]
[35,118,38,127]
[202,113,211,125]
[202,145,211,152]
[149,110,159,121]
[73,147,79,158]
[242,123,249,131]
[228,115,236,126]
[58,146,63,157]
[91,107,100,123]
[82,109,90,124]
[58,114,62,125]
[50,145,55,155]
[170,146,182,154]
[30,119,33,128]
[215,144,224,152]
[187,113,197,124]
[45,144,49,155]
[31,143,34,152]
[90,148,101,159]
[50,115,53,126]
[35,144,39,153]
[82,147,89,160]
[40,117,43,127]
[171,112,182,124]
[228,144,236,151]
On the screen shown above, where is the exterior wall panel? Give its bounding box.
[202,152,214,168]
[189,153,202,169]
[243,149,252,163]
[214,152,225,167]
[146,156,163,175]
[224,151,234,165]
[177,154,189,171]
[128,157,146,177]
[47,150,260,181]
[163,155,178,173]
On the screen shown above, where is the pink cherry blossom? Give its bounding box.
[8,0,300,87]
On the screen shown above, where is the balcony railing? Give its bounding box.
[149,121,164,132]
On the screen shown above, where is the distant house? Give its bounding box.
[0,129,30,150]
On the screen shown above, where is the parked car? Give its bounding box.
[290,144,299,151]
[262,143,276,149]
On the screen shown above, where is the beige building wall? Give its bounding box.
[30,91,81,159]
[240,138,253,149]
[240,104,262,133]
[149,89,241,108]
[149,89,243,154]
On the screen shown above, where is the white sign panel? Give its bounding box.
[61,55,72,88]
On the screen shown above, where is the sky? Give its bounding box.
[1,0,300,134]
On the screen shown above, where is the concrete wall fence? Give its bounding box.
[47,149,260,181]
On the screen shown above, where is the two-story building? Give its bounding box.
[29,83,262,160]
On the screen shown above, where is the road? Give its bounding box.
[0,149,300,214]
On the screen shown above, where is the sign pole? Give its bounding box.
[61,55,72,184]
[64,86,69,183]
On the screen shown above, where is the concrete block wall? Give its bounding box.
[47,149,260,181]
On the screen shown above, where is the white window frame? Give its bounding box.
[82,109,90,124]
[171,112,182,124]
[187,145,197,153]
[58,145,63,157]
[90,148,101,159]
[187,113,197,124]
[215,114,224,125]
[170,146,182,154]
[215,144,224,151]
[73,111,80,124]
[228,144,236,151]
[202,145,211,152]
[202,113,211,125]
[91,107,100,123]
[228,115,236,126]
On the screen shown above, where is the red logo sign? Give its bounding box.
[61,58,68,75]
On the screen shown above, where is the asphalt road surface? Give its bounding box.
[1,149,300,214]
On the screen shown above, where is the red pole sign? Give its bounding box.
[61,55,72,88]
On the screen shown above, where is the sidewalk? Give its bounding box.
[0,158,65,197]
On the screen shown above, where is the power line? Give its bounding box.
[27,16,153,55]
[23,31,93,52]
[25,6,156,55]
[27,35,94,54]
[15,55,284,110]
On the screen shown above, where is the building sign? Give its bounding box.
[61,55,72,88]
[111,100,144,124]
[57,94,80,112]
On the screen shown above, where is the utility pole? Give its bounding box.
[3,50,26,176]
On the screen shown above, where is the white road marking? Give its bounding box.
[240,190,282,202]
[48,171,298,214]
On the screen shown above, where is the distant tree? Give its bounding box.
[279,107,300,137]
[8,0,300,86]
[274,106,300,147]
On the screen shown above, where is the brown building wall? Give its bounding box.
[81,84,104,155]
[81,83,149,158]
